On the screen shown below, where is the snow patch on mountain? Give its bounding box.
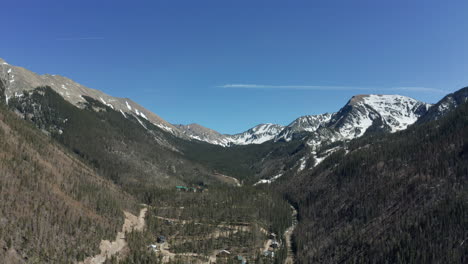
[298,157,307,172]
[100,97,114,109]
[253,173,284,186]
[176,123,285,146]
[156,123,174,132]
[228,123,285,145]
[275,113,333,142]
[329,94,430,140]
[362,94,426,132]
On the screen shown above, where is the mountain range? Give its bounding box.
[0,58,434,149]
[2,57,466,186]
[1,57,467,263]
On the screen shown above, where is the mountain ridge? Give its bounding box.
[175,94,431,147]
[0,58,186,138]
[0,58,434,149]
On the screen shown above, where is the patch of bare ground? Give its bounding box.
[284,205,297,264]
[80,208,147,264]
[212,173,242,187]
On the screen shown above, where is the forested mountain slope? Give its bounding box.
[7,87,226,196]
[7,85,309,188]
[0,101,137,263]
[279,98,468,263]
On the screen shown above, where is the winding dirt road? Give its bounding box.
[284,205,298,264]
[80,207,147,264]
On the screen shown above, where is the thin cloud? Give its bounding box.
[218,84,369,90]
[218,84,445,93]
[389,86,447,93]
[56,37,105,41]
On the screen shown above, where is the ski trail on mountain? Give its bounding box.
[80,207,147,264]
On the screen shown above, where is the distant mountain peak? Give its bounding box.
[176,94,432,147]
[227,123,285,145]
[418,87,468,123]
[275,113,333,142]
[175,123,285,146]
[174,123,227,145]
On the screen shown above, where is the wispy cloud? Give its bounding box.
[389,86,447,93]
[219,84,367,90]
[218,84,446,93]
[56,37,105,41]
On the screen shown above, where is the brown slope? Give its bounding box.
[0,103,138,263]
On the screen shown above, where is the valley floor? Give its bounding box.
[107,186,294,264]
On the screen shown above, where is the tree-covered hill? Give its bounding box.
[279,99,468,263]
[0,100,138,263]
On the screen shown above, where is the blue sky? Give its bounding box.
[2,0,468,134]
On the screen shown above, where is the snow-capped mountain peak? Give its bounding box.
[176,94,431,147]
[361,94,430,132]
[228,123,285,145]
[275,113,333,142]
[329,94,431,139]
[176,123,285,146]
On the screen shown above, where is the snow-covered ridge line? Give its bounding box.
[179,94,430,147]
[175,123,285,147]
